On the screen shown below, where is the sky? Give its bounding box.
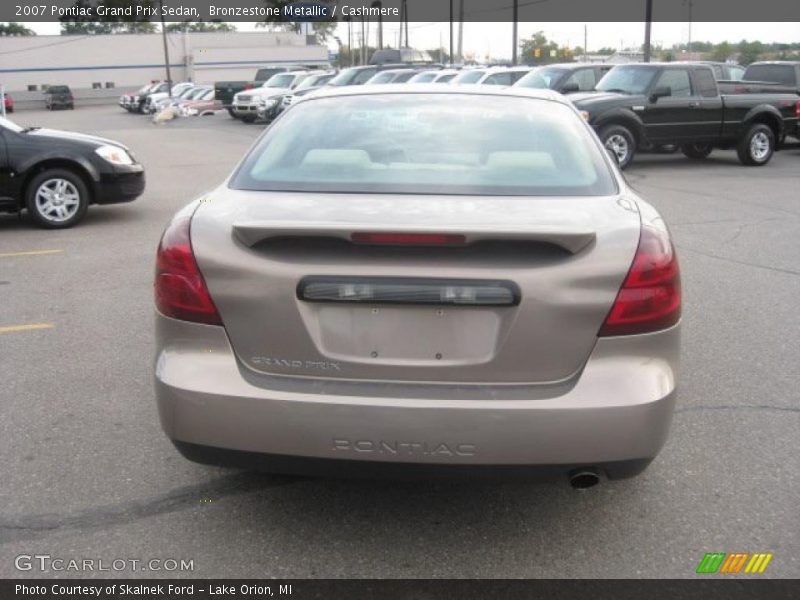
[19,21,800,61]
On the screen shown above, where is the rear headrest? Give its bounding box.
[486,151,556,171]
[302,149,372,168]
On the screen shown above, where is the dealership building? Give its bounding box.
[0,30,330,107]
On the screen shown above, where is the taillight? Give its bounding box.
[795,100,800,118]
[598,225,681,336]
[350,232,467,246]
[154,215,222,325]
[244,84,254,90]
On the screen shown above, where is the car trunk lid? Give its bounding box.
[190,189,640,385]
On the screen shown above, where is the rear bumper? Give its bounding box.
[155,315,679,476]
[173,442,653,481]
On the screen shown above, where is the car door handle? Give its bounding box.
[688,101,700,108]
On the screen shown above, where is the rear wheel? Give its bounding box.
[737,123,774,166]
[25,169,89,229]
[681,143,713,160]
[599,124,635,169]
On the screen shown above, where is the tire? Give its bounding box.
[25,168,90,229]
[599,124,636,169]
[241,115,256,124]
[681,143,713,160]
[737,123,775,166]
[654,144,679,154]
[227,108,238,118]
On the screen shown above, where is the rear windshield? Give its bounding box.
[231,94,616,196]
[596,66,659,94]
[515,68,567,89]
[329,68,378,86]
[409,72,438,83]
[47,86,70,93]
[743,65,797,86]
[451,70,486,84]
[264,74,295,88]
[366,71,397,85]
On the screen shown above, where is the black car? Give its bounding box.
[44,85,74,110]
[0,116,145,228]
[514,63,613,94]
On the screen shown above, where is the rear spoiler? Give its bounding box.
[232,222,596,254]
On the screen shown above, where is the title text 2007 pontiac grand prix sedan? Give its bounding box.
[154,86,681,488]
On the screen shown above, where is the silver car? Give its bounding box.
[154,86,681,487]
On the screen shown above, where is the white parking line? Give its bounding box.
[0,249,63,258]
[0,323,55,334]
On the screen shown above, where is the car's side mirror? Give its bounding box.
[649,86,671,102]
[561,82,580,93]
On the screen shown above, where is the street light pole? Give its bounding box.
[157,0,172,98]
[512,0,518,64]
[371,1,383,50]
[449,0,454,65]
[644,0,653,62]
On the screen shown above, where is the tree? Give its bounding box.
[425,48,451,64]
[166,21,237,33]
[520,31,561,65]
[60,1,157,35]
[737,39,764,65]
[0,22,36,36]
[596,47,616,55]
[660,50,676,62]
[710,41,732,63]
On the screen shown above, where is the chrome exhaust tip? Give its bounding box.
[568,468,600,489]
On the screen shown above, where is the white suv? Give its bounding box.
[232,71,310,122]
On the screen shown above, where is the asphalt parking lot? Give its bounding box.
[1,105,798,579]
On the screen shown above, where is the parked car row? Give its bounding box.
[119,82,221,117]
[233,64,539,125]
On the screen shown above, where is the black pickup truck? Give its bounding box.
[571,63,800,168]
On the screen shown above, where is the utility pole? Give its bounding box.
[371,1,383,49]
[644,0,652,62]
[449,0,454,65]
[157,0,172,97]
[404,0,409,48]
[686,0,693,53]
[398,0,407,46]
[360,16,366,64]
[512,0,518,64]
[345,17,352,66]
[584,24,588,61]
[457,0,464,63]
